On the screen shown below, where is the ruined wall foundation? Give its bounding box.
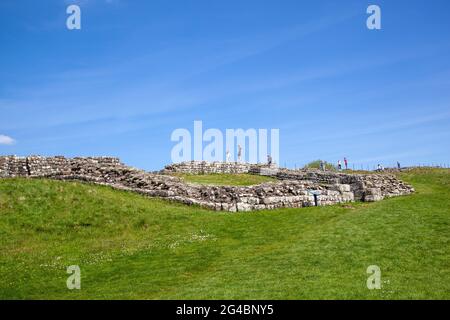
[0,157,414,212]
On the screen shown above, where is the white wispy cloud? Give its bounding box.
[0,135,15,145]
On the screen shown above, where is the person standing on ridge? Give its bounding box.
[344,157,348,170]
[237,145,242,162]
[337,160,342,171]
[320,160,325,171]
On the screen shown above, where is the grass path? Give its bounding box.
[0,169,448,299]
[170,173,277,186]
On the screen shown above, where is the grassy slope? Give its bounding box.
[171,173,276,186]
[0,169,448,299]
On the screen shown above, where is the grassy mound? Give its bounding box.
[0,169,449,299]
[304,159,336,171]
[171,173,276,186]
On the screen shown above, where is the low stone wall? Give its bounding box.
[249,167,414,202]
[163,161,258,174]
[0,156,414,212]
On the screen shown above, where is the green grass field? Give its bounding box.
[171,173,276,186]
[0,169,449,299]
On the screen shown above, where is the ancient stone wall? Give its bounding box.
[164,161,414,202]
[163,161,258,174]
[0,156,414,212]
[0,156,122,178]
[249,167,413,202]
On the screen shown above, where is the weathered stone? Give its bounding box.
[236,203,252,212]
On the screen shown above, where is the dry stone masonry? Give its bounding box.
[163,161,254,174]
[0,157,414,212]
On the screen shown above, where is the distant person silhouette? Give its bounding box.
[237,145,242,162]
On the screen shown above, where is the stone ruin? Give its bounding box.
[0,156,414,212]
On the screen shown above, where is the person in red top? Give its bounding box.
[344,157,348,170]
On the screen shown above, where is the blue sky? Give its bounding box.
[1,0,449,170]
